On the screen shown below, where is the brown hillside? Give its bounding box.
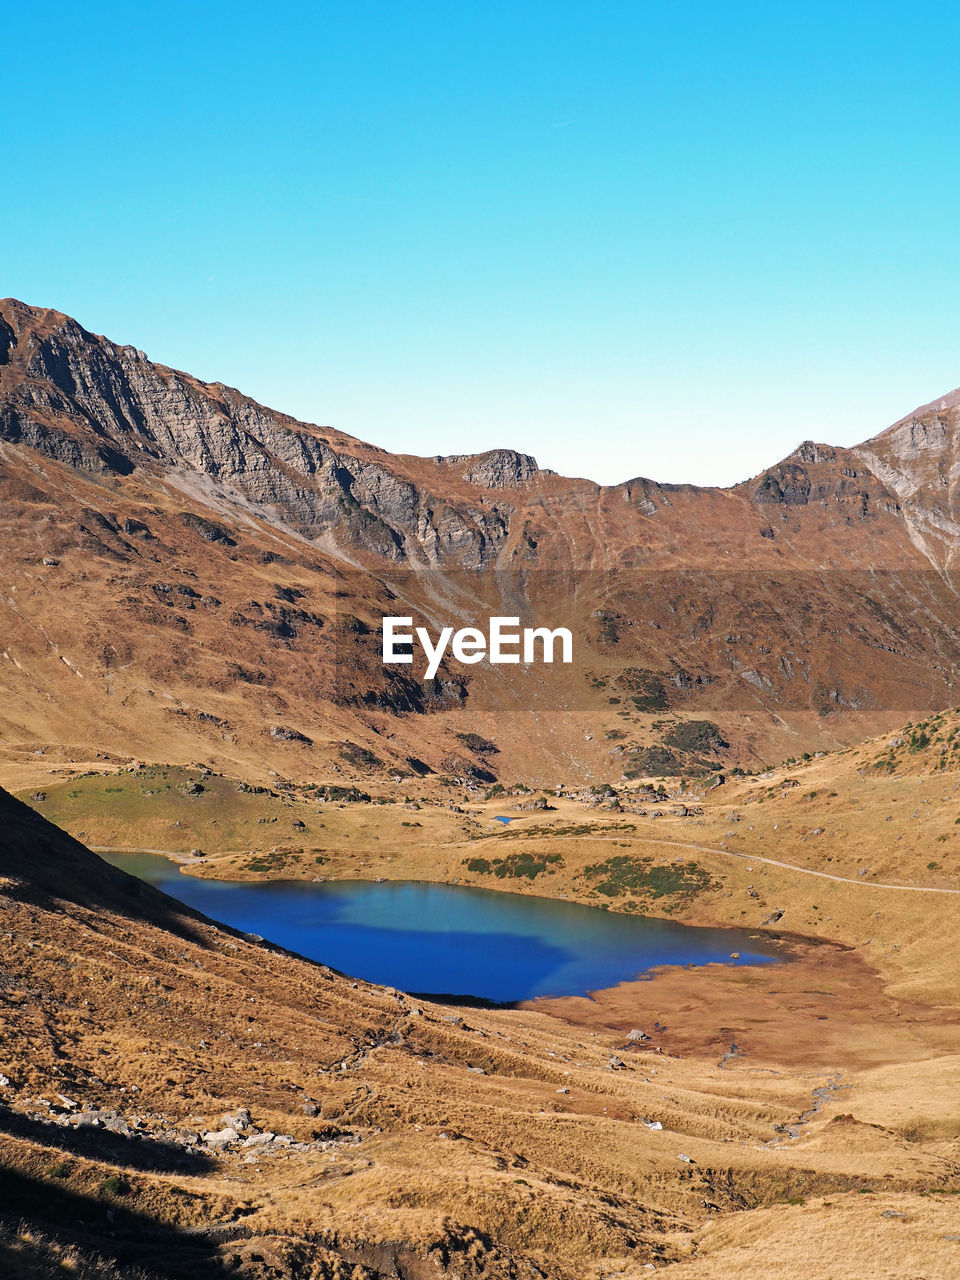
[4,297,960,786]
[3,784,960,1279]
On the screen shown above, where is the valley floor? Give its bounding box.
[3,733,960,1278]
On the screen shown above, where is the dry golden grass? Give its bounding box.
[4,714,960,1275]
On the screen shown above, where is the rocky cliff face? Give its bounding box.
[853,399,960,566]
[742,440,902,520]
[438,449,541,488]
[3,297,947,574]
[0,300,543,569]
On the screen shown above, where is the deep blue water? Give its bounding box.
[100,852,782,1002]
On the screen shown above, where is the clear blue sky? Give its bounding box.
[7,2,960,486]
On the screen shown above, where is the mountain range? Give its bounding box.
[5,297,960,786]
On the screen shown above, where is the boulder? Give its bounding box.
[242,1131,276,1148]
[203,1126,239,1145]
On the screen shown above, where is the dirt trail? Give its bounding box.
[633,836,960,894]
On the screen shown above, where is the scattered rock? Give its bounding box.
[204,1126,240,1145]
[178,511,236,545]
[223,1107,252,1131]
[512,796,552,811]
[242,1131,276,1148]
[269,725,313,744]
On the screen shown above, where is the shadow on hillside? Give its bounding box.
[0,1103,211,1175]
[0,1165,236,1279]
[0,787,212,944]
[409,990,520,1010]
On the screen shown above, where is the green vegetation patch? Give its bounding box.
[463,852,564,879]
[595,611,621,645]
[623,745,684,778]
[499,820,636,839]
[21,765,324,857]
[316,784,370,802]
[99,1174,129,1198]
[243,846,323,874]
[581,854,714,900]
[618,667,669,712]
[337,741,384,770]
[662,719,728,753]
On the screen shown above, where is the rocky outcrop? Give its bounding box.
[854,404,960,566]
[753,462,812,506]
[438,448,540,488]
[0,300,519,567]
[0,314,16,364]
[0,404,135,475]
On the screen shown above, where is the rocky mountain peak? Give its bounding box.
[437,448,540,488]
[850,388,960,566]
[7,297,960,571]
[0,299,533,567]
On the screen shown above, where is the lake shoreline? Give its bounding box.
[94,841,784,939]
[96,849,786,1004]
[527,931,939,1072]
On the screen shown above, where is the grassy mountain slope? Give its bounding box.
[3,738,960,1277]
[6,300,960,791]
